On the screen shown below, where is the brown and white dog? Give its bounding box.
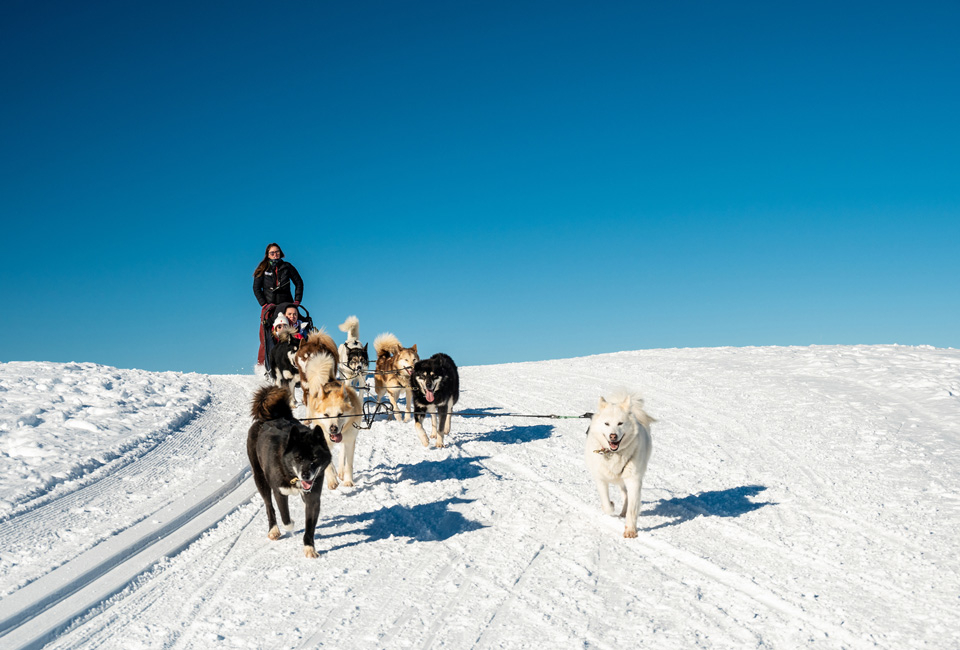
[303,353,364,490]
[373,332,419,423]
[295,328,338,389]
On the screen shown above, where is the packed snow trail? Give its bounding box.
[0,346,958,649]
[0,372,258,649]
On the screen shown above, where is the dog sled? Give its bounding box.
[258,302,315,372]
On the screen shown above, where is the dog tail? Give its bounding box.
[374,332,401,359]
[304,352,336,398]
[338,315,360,342]
[306,328,338,358]
[251,385,293,421]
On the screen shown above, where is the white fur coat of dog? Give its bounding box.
[584,391,654,538]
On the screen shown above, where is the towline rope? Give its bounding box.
[295,400,594,430]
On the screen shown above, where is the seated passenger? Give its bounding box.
[276,305,310,340]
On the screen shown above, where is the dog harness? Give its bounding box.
[593,448,620,457]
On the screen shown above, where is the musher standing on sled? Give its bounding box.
[253,243,304,373]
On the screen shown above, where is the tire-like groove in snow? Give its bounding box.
[0,375,259,650]
[0,471,255,650]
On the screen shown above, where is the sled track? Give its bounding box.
[0,376,258,650]
[490,455,875,650]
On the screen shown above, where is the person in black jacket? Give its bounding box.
[253,243,304,371]
[253,243,304,307]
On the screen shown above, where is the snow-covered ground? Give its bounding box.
[0,345,958,649]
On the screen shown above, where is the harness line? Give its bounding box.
[296,400,594,430]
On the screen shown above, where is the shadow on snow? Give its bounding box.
[363,454,491,486]
[461,423,555,445]
[322,496,485,552]
[643,485,775,531]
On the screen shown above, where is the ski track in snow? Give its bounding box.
[0,345,958,649]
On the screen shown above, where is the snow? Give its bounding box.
[0,345,958,649]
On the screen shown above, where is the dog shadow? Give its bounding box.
[322,496,485,551]
[362,455,491,487]
[452,406,505,416]
[463,424,555,445]
[642,485,775,531]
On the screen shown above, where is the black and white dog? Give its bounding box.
[410,352,460,448]
[270,327,303,407]
[337,315,369,391]
[247,386,332,558]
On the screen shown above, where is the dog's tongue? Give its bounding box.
[425,389,435,403]
[609,439,620,451]
[300,479,313,491]
[330,432,343,443]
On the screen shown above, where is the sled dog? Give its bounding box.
[303,353,365,490]
[584,391,654,538]
[269,327,303,407]
[338,315,369,391]
[410,353,460,448]
[295,328,338,388]
[247,386,332,558]
[374,332,419,422]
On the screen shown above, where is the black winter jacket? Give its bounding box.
[253,260,303,307]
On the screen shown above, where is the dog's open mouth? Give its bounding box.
[300,479,314,492]
[425,389,435,403]
[608,436,620,451]
[329,431,343,443]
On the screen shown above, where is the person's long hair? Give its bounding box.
[253,243,284,277]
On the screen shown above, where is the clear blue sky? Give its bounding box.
[2,1,958,374]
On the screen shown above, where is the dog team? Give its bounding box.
[248,315,654,558]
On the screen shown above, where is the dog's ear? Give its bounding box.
[597,397,608,410]
[340,384,346,398]
[411,344,418,354]
[363,343,368,355]
[619,395,631,410]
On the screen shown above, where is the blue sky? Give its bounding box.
[2,0,958,374]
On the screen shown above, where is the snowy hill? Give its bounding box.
[1,345,958,649]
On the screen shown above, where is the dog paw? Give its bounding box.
[304,546,319,559]
[623,528,638,539]
[268,526,282,541]
[281,521,295,532]
[341,479,354,487]
[327,478,339,490]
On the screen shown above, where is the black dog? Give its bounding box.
[338,340,369,391]
[410,353,460,448]
[269,329,304,407]
[247,386,332,558]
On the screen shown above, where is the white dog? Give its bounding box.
[584,391,654,538]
